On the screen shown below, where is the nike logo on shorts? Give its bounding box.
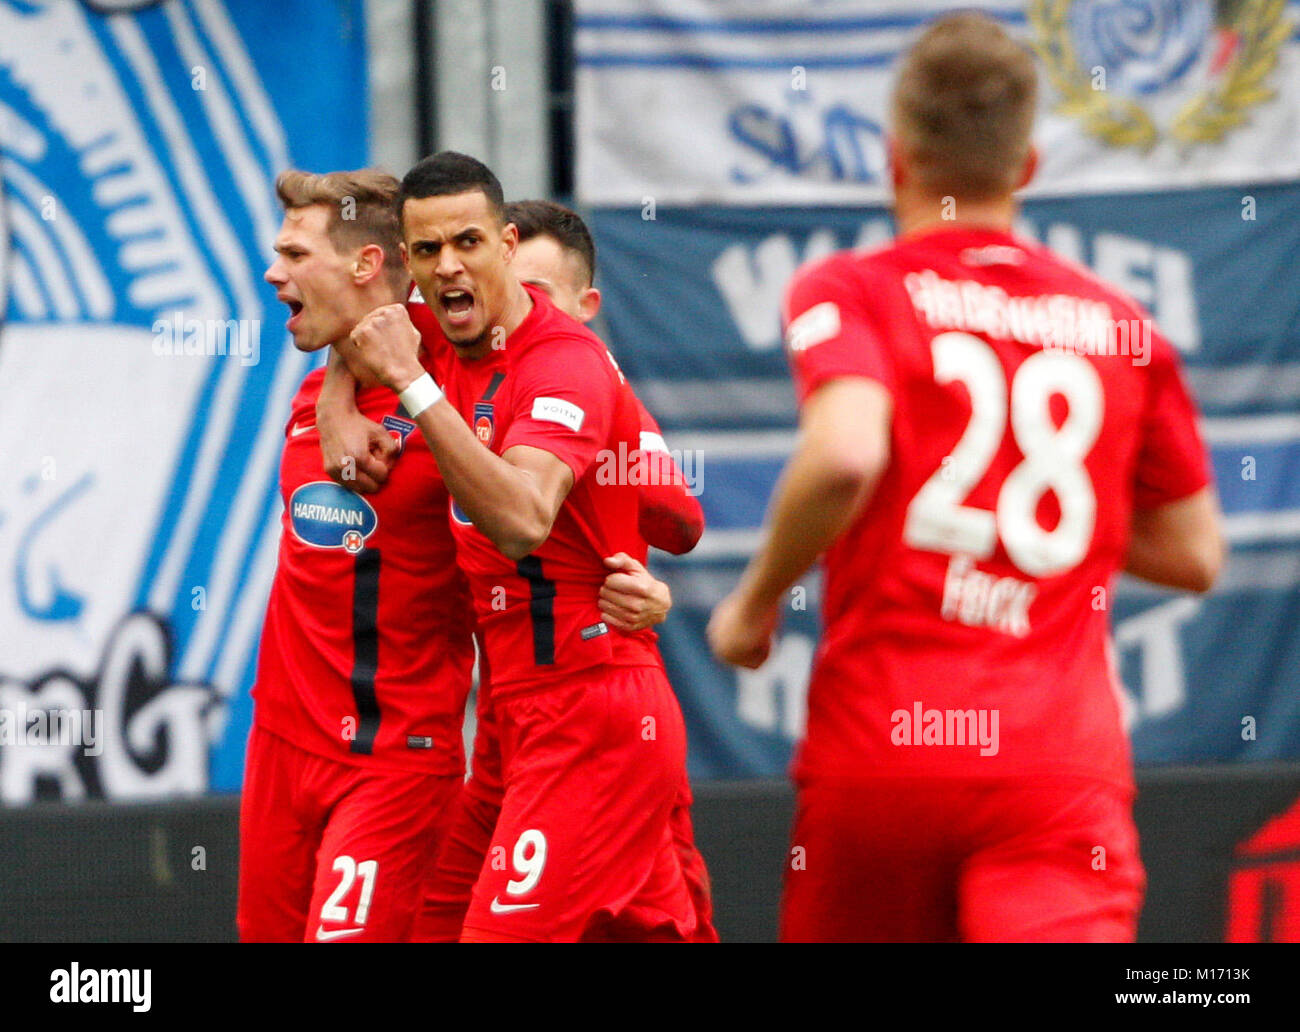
[490,897,540,915]
[315,925,364,941]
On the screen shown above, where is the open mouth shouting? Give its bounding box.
[438,285,476,330]
[279,294,305,330]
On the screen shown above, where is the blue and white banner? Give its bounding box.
[576,0,1300,206]
[0,0,366,803]
[588,182,1300,777]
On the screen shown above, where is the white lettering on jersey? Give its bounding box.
[902,270,1150,365]
[785,301,841,352]
[531,396,585,432]
[939,555,1037,637]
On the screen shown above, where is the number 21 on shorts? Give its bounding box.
[320,855,378,926]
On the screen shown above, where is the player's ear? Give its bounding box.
[578,286,601,322]
[500,220,518,262]
[1015,144,1039,192]
[887,134,906,192]
[399,240,410,269]
[352,243,386,285]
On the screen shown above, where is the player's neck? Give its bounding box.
[894,191,1017,240]
[333,344,381,388]
[333,291,406,388]
[498,277,534,340]
[456,278,535,362]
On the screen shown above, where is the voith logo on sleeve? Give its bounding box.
[290,482,379,553]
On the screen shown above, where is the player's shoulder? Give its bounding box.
[788,245,895,294]
[1018,235,1152,322]
[289,366,327,413]
[278,367,326,440]
[785,239,917,318]
[513,290,621,378]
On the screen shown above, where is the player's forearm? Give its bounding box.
[413,400,555,559]
[735,445,875,612]
[1124,488,1224,593]
[317,346,360,421]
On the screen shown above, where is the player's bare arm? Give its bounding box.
[599,552,671,631]
[709,376,891,668]
[349,302,574,559]
[316,346,398,493]
[1124,486,1225,593]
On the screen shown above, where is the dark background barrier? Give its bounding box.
[3,766,1299,943]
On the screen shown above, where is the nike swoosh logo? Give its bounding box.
[490,897,540,915]
[290,422,315,437]
[315,925,364,941]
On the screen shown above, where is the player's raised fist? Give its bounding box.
[320,410,398,494]
[349,303,423,393]
[707,590,777,670]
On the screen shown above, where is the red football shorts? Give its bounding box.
[459,665,704,942]
[237,725,461,943]
[781,776,1145,942]
[412,751,718,943]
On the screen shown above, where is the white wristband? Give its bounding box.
[398,372,443,418]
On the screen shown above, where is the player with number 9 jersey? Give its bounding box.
[440,284,700,942]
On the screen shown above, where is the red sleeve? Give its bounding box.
[783,256,896,405]
[1132,331,1212,510]
[633,395,704,555]
[500,336,615,482]
[408,300,452,383]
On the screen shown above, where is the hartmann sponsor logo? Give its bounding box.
[292,503,366,525]
[50,964,151,1012]
[289,482,378,551]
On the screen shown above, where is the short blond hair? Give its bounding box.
[275,169,407,292]
[891,12,1038,200]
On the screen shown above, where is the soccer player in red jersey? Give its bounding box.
[708,12,1225,943]
[343,153,709,942]
[239,170,476,943]
[409,199,716,942]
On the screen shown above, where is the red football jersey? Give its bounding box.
[438,285,661,696]
[414,297,702,558]
[783,226,1211,790]
[252,367,476,774]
